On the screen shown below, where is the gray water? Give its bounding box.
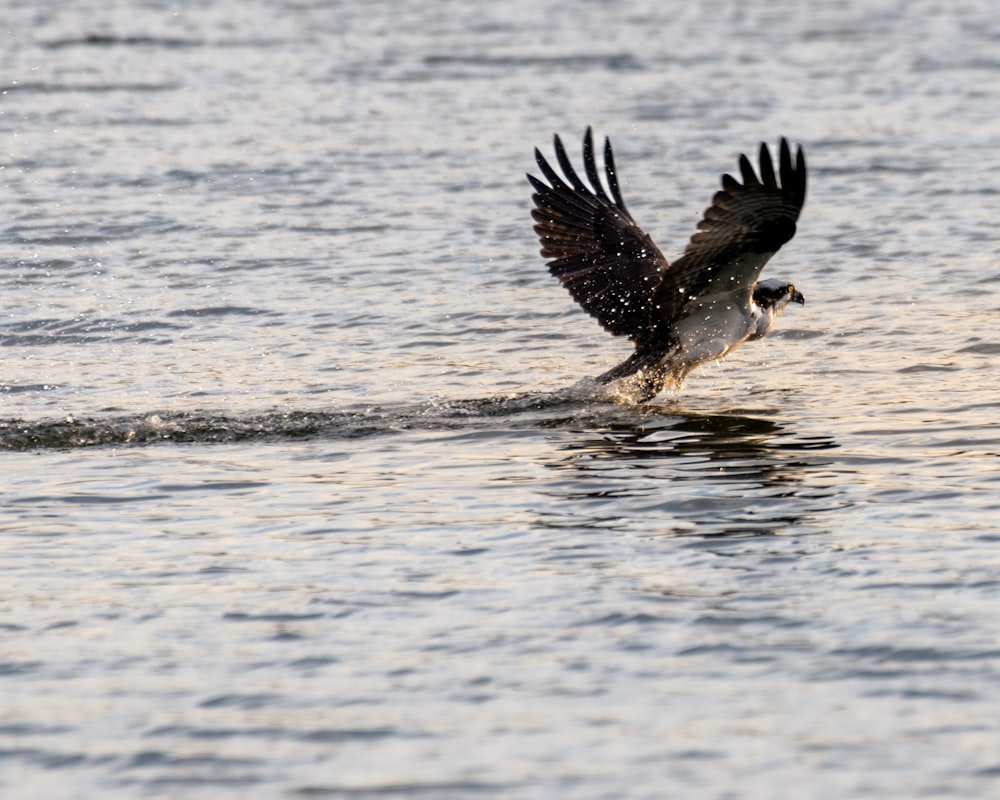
[3,0,1000,797]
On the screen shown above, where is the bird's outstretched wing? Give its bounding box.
[650,139,807,331]
[528,128,669,339]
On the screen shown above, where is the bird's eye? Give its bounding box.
[787,284,795,294]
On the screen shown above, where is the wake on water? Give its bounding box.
[0,385,622,451]
[0,379,835,455]
[0,375,712,451]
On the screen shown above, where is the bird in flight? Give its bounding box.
[527,128,807,401]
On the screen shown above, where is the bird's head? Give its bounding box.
[753,278,805,312]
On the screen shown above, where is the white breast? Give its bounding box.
[747,304,777,340]
[671,293,756,368]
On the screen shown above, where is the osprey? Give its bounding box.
[528,129,807,401]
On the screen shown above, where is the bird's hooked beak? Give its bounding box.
[791,289,805,306]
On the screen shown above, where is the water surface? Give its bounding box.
[3,0,1000,797]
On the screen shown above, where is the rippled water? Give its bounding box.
[3,0,1000,797]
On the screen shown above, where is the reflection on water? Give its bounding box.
[543,409,844,538]
[0,392,848,538]
[0,397,845,541]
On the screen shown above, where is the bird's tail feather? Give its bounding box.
[595,348,680,403]
[596,349,664,383]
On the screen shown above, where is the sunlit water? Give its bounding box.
[3,0,1000,797]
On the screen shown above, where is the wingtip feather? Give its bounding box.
[582,128,611,202]
[738,153,760,187]
[795,145,807,202]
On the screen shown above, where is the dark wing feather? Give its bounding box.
[528,127,668,339]
[650,138,807,332]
